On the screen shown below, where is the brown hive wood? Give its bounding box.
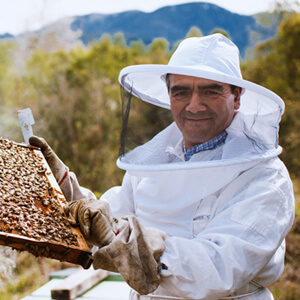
[0,137,93,269]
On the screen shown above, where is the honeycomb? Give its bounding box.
[0,137,79,247]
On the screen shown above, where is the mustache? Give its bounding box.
[181,111,216,119]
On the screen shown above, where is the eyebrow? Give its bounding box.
[198,84,225,91]
[170,83,225,93]
[170,85,190,93]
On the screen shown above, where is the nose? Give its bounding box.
[185,91,207,113]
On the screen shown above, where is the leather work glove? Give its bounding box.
[64,198,115,247]
[29,136,84,202]
[29,136,67,184]
[93,215,167,295]
[65,198,167,295]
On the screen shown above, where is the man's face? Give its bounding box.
[168,74,241,149]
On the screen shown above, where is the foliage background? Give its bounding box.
[0,4,299,300]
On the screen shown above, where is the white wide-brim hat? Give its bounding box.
[118,34,284,149]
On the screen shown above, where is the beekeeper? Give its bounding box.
[30,34,295,299]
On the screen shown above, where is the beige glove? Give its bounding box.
[93,215,167,295]
[29,136,77,202]
[64,198,115,247]
[29,136,67,183]
[65,199,166,294]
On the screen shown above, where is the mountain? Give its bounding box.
[70,2,279,56]
[1,2,279,57]
[0,33,14,40]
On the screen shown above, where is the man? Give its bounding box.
[30,34,295,299]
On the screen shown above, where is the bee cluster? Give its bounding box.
[0,137,79,247]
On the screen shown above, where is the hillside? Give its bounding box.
[1,2,279,57]
[70,2,278,56]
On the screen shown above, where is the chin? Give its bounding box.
[186,135,210,145]
[185,130,213,143]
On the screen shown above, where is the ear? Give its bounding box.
[233,87,242,110]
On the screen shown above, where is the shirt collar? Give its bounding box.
[183,131,228,161]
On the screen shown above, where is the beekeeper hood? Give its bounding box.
[117,33,284,173]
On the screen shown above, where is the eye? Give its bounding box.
[204,90,219,95]
[174,91,189,96]
[201,89,222,99]
[172,90,191,100]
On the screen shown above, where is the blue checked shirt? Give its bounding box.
[183,131,228,161]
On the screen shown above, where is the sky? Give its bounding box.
[0,0,287,35]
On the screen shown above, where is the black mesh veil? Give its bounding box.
[119,84,133,157]
[119,83,173,157]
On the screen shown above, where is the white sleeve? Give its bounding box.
[60,168,136,217]
[100,172,136,218]
[158,163,295,298]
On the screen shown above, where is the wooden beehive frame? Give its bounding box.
[0,138,93,269]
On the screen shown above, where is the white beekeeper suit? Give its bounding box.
[95,34,295,299]
[45,33,296,300]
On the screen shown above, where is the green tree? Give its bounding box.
[0,41,27,139]
[23,40,125,193]
[15,33,174,194]
[243,9,300,178]
[210,28,230,39]
[0,41,15,99]
[148,38,170,64]
[186,26,203,38]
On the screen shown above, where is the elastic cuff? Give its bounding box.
[58,168,69,185]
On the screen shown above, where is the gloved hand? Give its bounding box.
[93,215,167,295]
[29,136,67,185]
[65,198,167,295]
[29,135,84,202]
[64,198,115,247]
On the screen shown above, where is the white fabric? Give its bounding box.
[119,34,284,154]
[117,114,281,172]
[68,116,294,298]
[86,34,295,299]
[100,126,294,298]
[97,34,295,299]
[129,285,275,299]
